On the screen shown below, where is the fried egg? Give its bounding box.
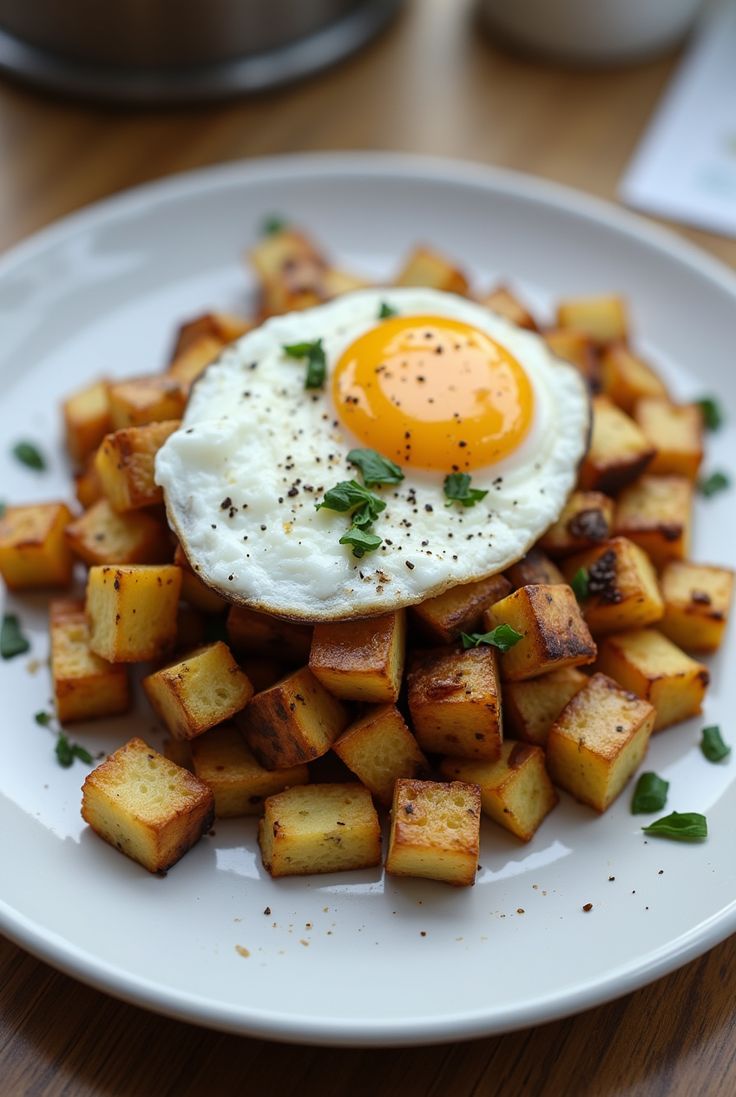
[156,288,590,620]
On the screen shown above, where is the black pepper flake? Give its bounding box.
[608,876,615,882]
[582,903,593,912]
[425,504,433,513]
[260,524,267,531]
[405,561,415,570]
[263,906,271,916]
[288,487,299,497]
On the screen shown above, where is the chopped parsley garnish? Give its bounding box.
[339,527,382,558]
[699,470,730,498]
[570,567,589,601]
[1,614,30,659]
[347,448,404,487]
[55,733,93,768]
[631,772,669,814]
[642,811,707,841]
[461,624,523,653]
[282,339,326,389]
[34,710,53,727]
[378,301,398,319]
[317,479,387,558]
[261,214,287,236]
[700,725,731,763]
[444,472,488,508]
[12,441,46,471]
[696,396,724,432]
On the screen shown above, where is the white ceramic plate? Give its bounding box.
[1,154,735,1047]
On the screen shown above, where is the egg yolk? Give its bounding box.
[332,315,534,471]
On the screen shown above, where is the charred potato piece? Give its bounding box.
[407,646,502,761]
[505,547,565,588]
[483,583,596,681]
[613,475,692,568]
[191,723,308,817]
[659,562,734,653]
[227,604,312,664]
[634,397,703,480]
[86,563,182,663]
[0,503,74,590]
[65,499,171,566]
[385,779,481,887]
[409,573,512,644]
[556,294,628,344]
[600,342,668,413]
[95,420,180,512]
[562,537,664,636]
[539,491,614,557]
[503,666,588,746]
[394,246,469,295]
[170,311,252,360]
[480,284,538,331]
[578,395,655,493]
[333,704,429,806]
[544,328,600,388]
[107,376,186,429]
[309,610,405,703]
[250,227,329,317]
[166,334,225,392]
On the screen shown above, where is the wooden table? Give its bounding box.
[1,2,734,1093]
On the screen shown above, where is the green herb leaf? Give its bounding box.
[347,448,404,487]
[570,567,589,601]
[55,732,93,768]
[282,339,326,389]
[642,811,708,841]
[1,614,30,659]
[631,771,669,814]
[34,710,53,727]
[378,301,398,319]
[339,526,382,559]
[261,214,287,236]
[444,472,488,508]
[461,624,523,653]
[696,396,724,432]
[317,479,386,520]
[701,725,731,763]
[12,441,46,471]
[699,470,730,498]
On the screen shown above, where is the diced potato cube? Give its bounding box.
[63,380,112,466]
[107,376,186,429]
[394,246,469,295]
[50,599,129,723]
[0,503,75,590]
[190,723,308,817]
[309,610,405,703]
[258,783,381,877]
[439,742,558,841]
[86,563,182,662]
[409,573,511,644]
[578,395,655,493]
[503,666,588,746]
[81,737,214,873]
[65,499,171,566]
[95,420,179,511]
[596,628,709,732]
[143,641,254,740]
[170,311,252,359]
[239,666,348,769]
[544,328,600,387]
[333,704,429,806]
[562,537,664,636]
[481,284,538,331]
[250,228,329,317]
[385,779,481,887]
[614,475,692,568]
[74,456,104,509]
[600,343,668,413]
[506,547,565,589]
[172,543,228,614]
[546,672,655,812]
[321,269,371,297]
[556,294,628,344]
[227,604,312,663]
[634,397,703,480]
[407,647,502,760]
[540,491,614,556]
[166,334,225,392]
[483,584,596,681]
[659,561,734,652]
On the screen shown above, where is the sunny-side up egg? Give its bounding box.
[156,287,590,620]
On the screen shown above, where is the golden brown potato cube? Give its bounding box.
[227,604,312,663]
[171,311,252,359]
[74,456,104,509]
[81,737,214,873]
[240,656,285,692]
[546,672,655,811]
[143,641,254,741]
[483,584,596,681]
[614,475,692,568]
[634,397,703,480]
[578,395,656,493]
[0,503,75,590]
[503,666,588,746]
[309,610,405,703]
[600,342,668,413]
[506,547,565,589]
[191,723,308,817]
[386,779,481,887]
[544,328,600,387]
[596,628,708,732]
[321,268,371,297]
[86,563,182,662]
[439,742,558,841]
[258,783,381,877]
[239,665,348,769]
[65,499,170,566]
[63,380,112,466]
[166,333,225,392]
[107,376,186,429]
[407,647,502,761]
[562,537,664,636]
[250,227,328,317]
[333,704,429,806]
[50,599,129,723]
[409,573,512,644]
[394,246,469,296]
[540,491,615,557]
[481,284,538,331]
[95,420,180,512]
[172,544,228,614]
[659,562,734,653]
[556,294,628,344]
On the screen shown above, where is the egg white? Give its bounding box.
[156,288,590,620]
